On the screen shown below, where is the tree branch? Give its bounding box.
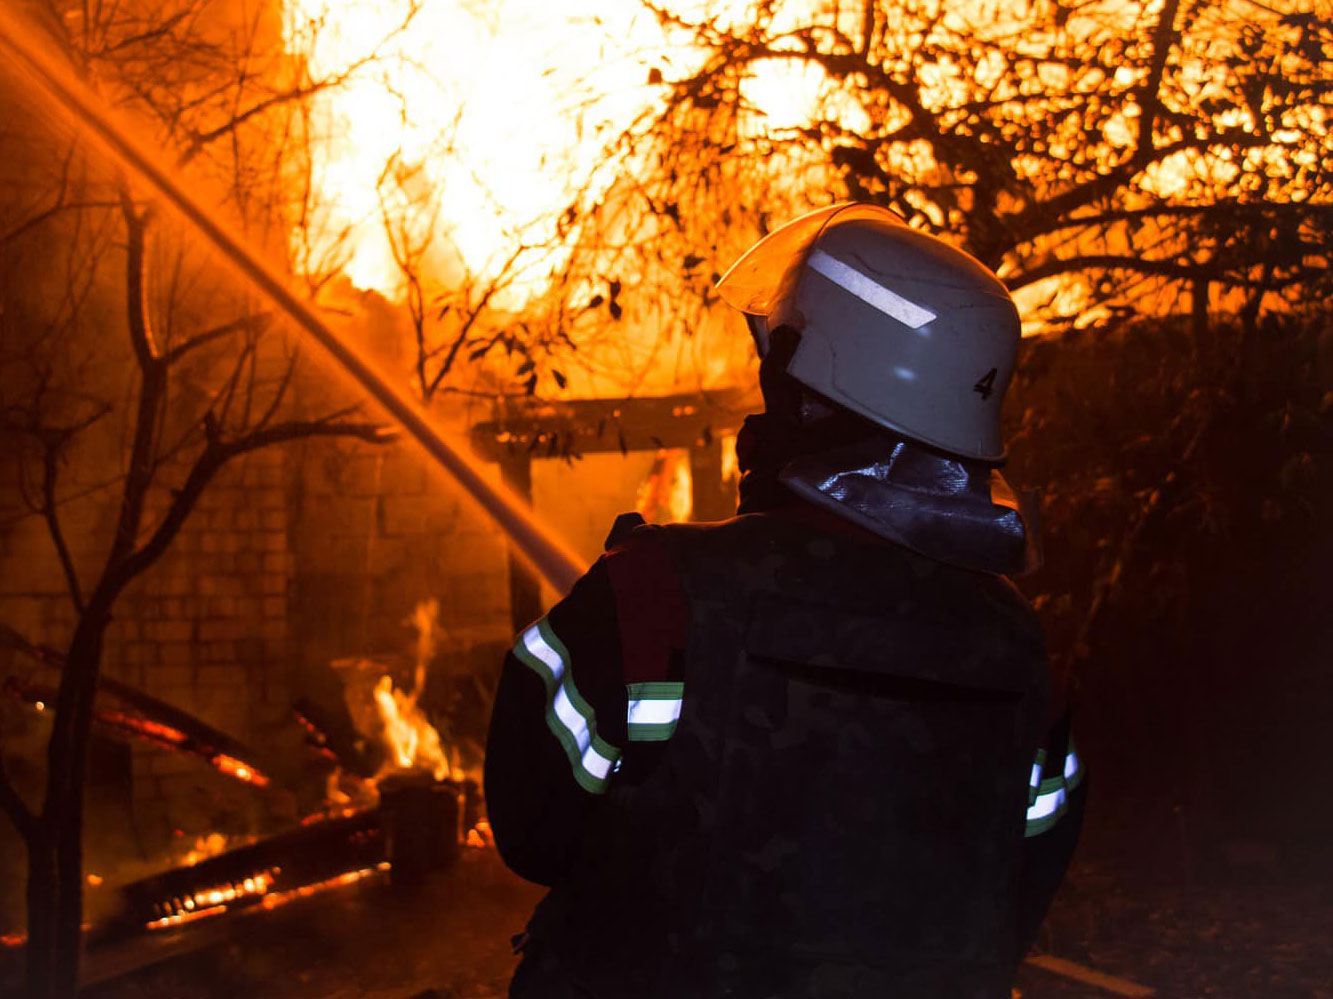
[1040,200,1333,234]
[1009,253,1318,291]
[118,191,160,370]
[0,754,36,846]
[118,418,391,584]
[0,201,121,246]
[41,444,84,614]
[108,192,166,567]
[162,312,271,365]
[1135,0,1183,155]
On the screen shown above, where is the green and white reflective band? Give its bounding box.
[1028,748,1048,807]
[626,682,684,742]
[513,619,621,794]
[1024,742,1084,838]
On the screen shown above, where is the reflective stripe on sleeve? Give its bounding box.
[626,681,684,741]
[1028,748,1047,807]
[513,619,621,794]
[1025,740,1084,837]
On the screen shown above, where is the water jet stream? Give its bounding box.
[0,5,587,595]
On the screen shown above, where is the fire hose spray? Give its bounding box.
[0,5,587,595]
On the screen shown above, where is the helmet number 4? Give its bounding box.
[972,367,998,400]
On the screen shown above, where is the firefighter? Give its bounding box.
[485,203,1085,999]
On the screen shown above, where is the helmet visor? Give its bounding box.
[715,203,908,317]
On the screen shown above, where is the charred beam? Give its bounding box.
[112,810,388,935]
[291,697,378,779]
[112,779,461,937]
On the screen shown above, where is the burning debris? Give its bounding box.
[110,598,481,942]
[0,594,486,974]
[122,809,389,933]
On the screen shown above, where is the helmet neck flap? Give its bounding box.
[734,303,1036,576]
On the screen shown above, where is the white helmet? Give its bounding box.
[717,204,1021,461]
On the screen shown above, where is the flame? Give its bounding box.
[719,433,739,488]
[284,0,664,297]
[636,449,693,524]
[283,1,829,304]
[370,599,453,782]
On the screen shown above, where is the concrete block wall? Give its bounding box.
[102,447,298,847]
[288,434,513,690]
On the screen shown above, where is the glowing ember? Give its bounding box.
[256,863,390,911]
[466,819,495,849]
[181,832,230,867]
[146,905,228,931]
[213,753,270,787]
[145,868,281,930]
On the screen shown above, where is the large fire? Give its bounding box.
[283,0,828,302]
[276,0,1312,347]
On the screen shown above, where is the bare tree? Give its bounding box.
[554,0,1330,336]
[0,2,408,995]
[374,150,540,405]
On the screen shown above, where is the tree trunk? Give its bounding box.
[26,612,108,999]
[24,830,57,998]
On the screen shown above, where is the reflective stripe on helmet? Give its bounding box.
[514,620,622,793]
[807,248,937,329]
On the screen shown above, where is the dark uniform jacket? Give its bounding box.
[485,503,1085,999]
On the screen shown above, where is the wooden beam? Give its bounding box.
[469,388,759,463]
[1024,954,1156,997]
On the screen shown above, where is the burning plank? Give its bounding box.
[2,622,277,787]
[2,675,275,788]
